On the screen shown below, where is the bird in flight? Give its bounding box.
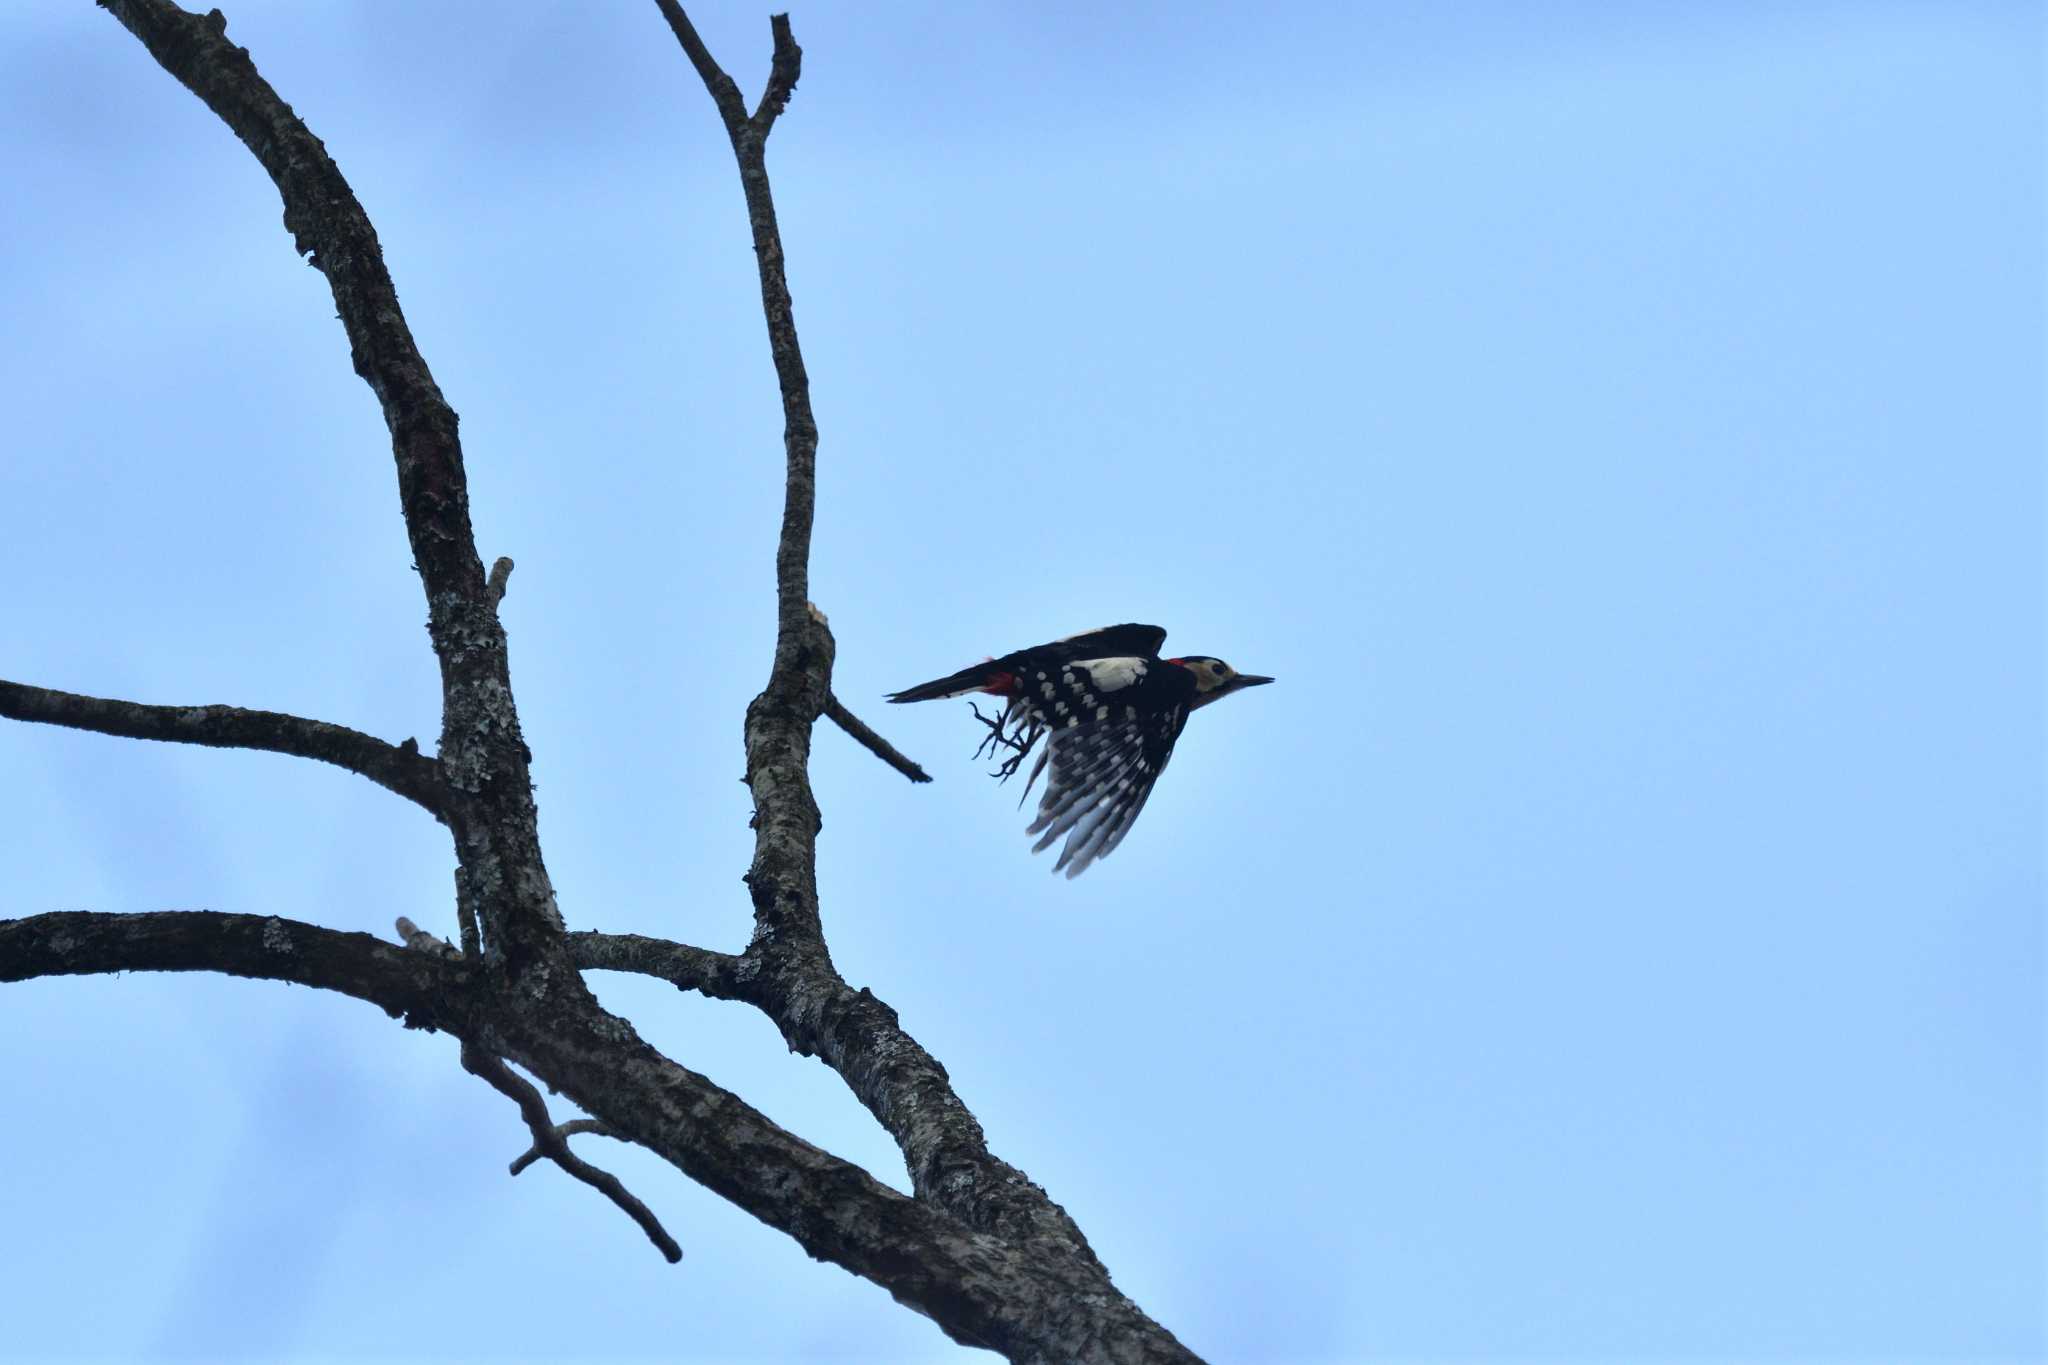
[888,624,1273,876]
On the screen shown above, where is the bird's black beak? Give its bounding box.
[1188,671,1273,709]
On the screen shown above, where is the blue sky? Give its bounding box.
[2,3,2040,1361]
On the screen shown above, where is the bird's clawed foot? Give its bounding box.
[969,699,1043,782]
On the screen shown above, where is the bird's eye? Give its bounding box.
[1210,662,1226,675]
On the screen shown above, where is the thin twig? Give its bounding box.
[390,918,674,1258]
[510,1119,617,1176]
[459,1043,682,1263]
[486,556,514,607]
[0,679,445,818]
[651,0,747,127]
[825,694,931,783]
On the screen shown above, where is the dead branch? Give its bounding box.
[826,693,933,783]
[569,932,748,997]
[461,1043,683,1264]
[96,0,566,974]
[651,8,1191,1344]
[0,679,444,816]
[0,910,461,1028]
[1,5,1211,1358]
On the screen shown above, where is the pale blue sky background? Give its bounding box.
[2,3,2040,1362]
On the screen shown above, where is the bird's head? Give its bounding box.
[1172,656,1275,709]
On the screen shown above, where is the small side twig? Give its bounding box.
[825,694,931,783]
[390,919,677,1262]
[395,916,461,959]
[486,556,514,608]
[510,1119,617,1176]
[460,1043,682,1263]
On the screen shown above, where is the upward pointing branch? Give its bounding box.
[655,3,815,664]
[96,0,567,975]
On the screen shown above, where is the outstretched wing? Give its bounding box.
[888,624,1166,704]
[1040,623,1167,664]
[1023,700,1189,877]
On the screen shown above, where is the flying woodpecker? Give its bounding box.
[888,623,1273,877]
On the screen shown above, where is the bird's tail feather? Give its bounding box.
[887,664,999,704]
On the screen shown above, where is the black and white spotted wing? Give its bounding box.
[1015,657,1196,877]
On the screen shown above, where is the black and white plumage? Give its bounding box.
[888,624,1273,876]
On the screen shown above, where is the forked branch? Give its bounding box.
[5,4,1208,1358]
[658,3,816,656]
[510,1120,617,1176]
[650,0,1154,1310]
[392,916,678,1260]
[95,0,564,972]
[461,1043,683,1263]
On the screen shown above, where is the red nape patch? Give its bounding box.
[979,671,1019,696]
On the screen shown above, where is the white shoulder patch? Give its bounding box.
[1070,656,1146,692]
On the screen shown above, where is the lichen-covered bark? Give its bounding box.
[95,0,565,983]
[490,996,1201,1364]
[0,911,465,1031]
[4,908,1199,1361]
[0,680,443,815]
[654,10,1196,1357]
[743,620,833,950]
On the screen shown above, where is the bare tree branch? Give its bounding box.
[652,0,748,128]
[657,3,819,659]
[570,931,748,997]
[489,1002,1201,1363]
[391,917,680,1260]
[7,910,1194,1355]
[752,13,802,130]
[826,693,932,783]
[573,926,1102,1261]
[94,0,569,976]
[461,1043,683,1264]
[648,15,1202,1356]
[0,679,445,817]
[0,910,462,1029]
[659,0,1107,1256]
